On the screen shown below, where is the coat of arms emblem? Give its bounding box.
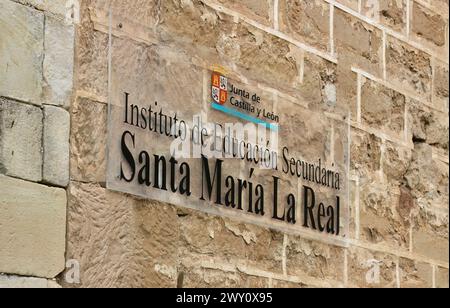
[211,72,228,105]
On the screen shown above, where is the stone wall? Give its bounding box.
[1,0,448,288]
[0,0,72,288]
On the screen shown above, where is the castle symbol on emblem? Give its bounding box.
[212,72,228,105]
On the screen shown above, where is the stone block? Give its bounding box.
[76,24,109,98]
[336,64,358,118]
[411,1,448,48]
[43,106,70,187]
[428,0,450,16]
[279,0,331,52]
[215,0,274,26]
[0,274,61,288]
[159,0,233,51]
[386,36,432,100]
[359,179,412,250]
[159,0,303,91]
[347,246,397,288]
[299,53,340,111]
[412,207,449,263]
[335,0,359,11]
[65,182,179,287]
[361,0,407,33]
[360,77,406,140]
[382,141,412,182]
[433,60,449,110]
[0,0,44,104]
[0,175,66,278]
[70,97,106,183]
[399,258,432,288]
[350,129,382,177]
[335,9,383,77]
[436,267,449,288]
[178,211,284,274]
[92,0,158,28]
[0,98,43,182]
[43,15,75,108]
[232,22,303,90]
[285,235,345,283]
[407,100,449,153]
[13,0,69,17]
[404,143,449,209]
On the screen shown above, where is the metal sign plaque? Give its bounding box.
[106,13,350,243]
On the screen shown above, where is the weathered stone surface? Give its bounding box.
[412,207,449,263]
[433,61,449,110]
[336,64,358,118]
[429,0,450,17]
[43,15,74,108]
[361,0,407,33]
[335,0,359,11]
[399,258,432,288]
[359,179,412,249]
[179,211,284,274]
[277,99,331,162]
[407,101,449,153]
[214,0,274,26]
[178,266,268,288]
[386,36,432,100]
[92,0,159,28]
[382,141,412,182]
[231,22,302,90]
[12,0,68,16]
[361,78,406,140]
[300,53,341,112]
[70,98,106,183]
[348,178,359,239]
[411,1,448,48]
[133,200,180,288]
[43,106,70,187]
[65,182,179,288]
[159,0,302,92]
[159,0,232,50]
[65,181,136,288]
[0,175,66,278]
[271,279,307,288]
[436,267,449,288]
[0,275,61,288]
[347,246,397,288]
[285,236,345,284]
[0,98,43,182]
[279,0,330,52]
[0,0,44,104]
[76,8,109,98]
[111,36,204,121]
[404,143,449,209]
[335,9,383,77]
[350,129,382,177]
